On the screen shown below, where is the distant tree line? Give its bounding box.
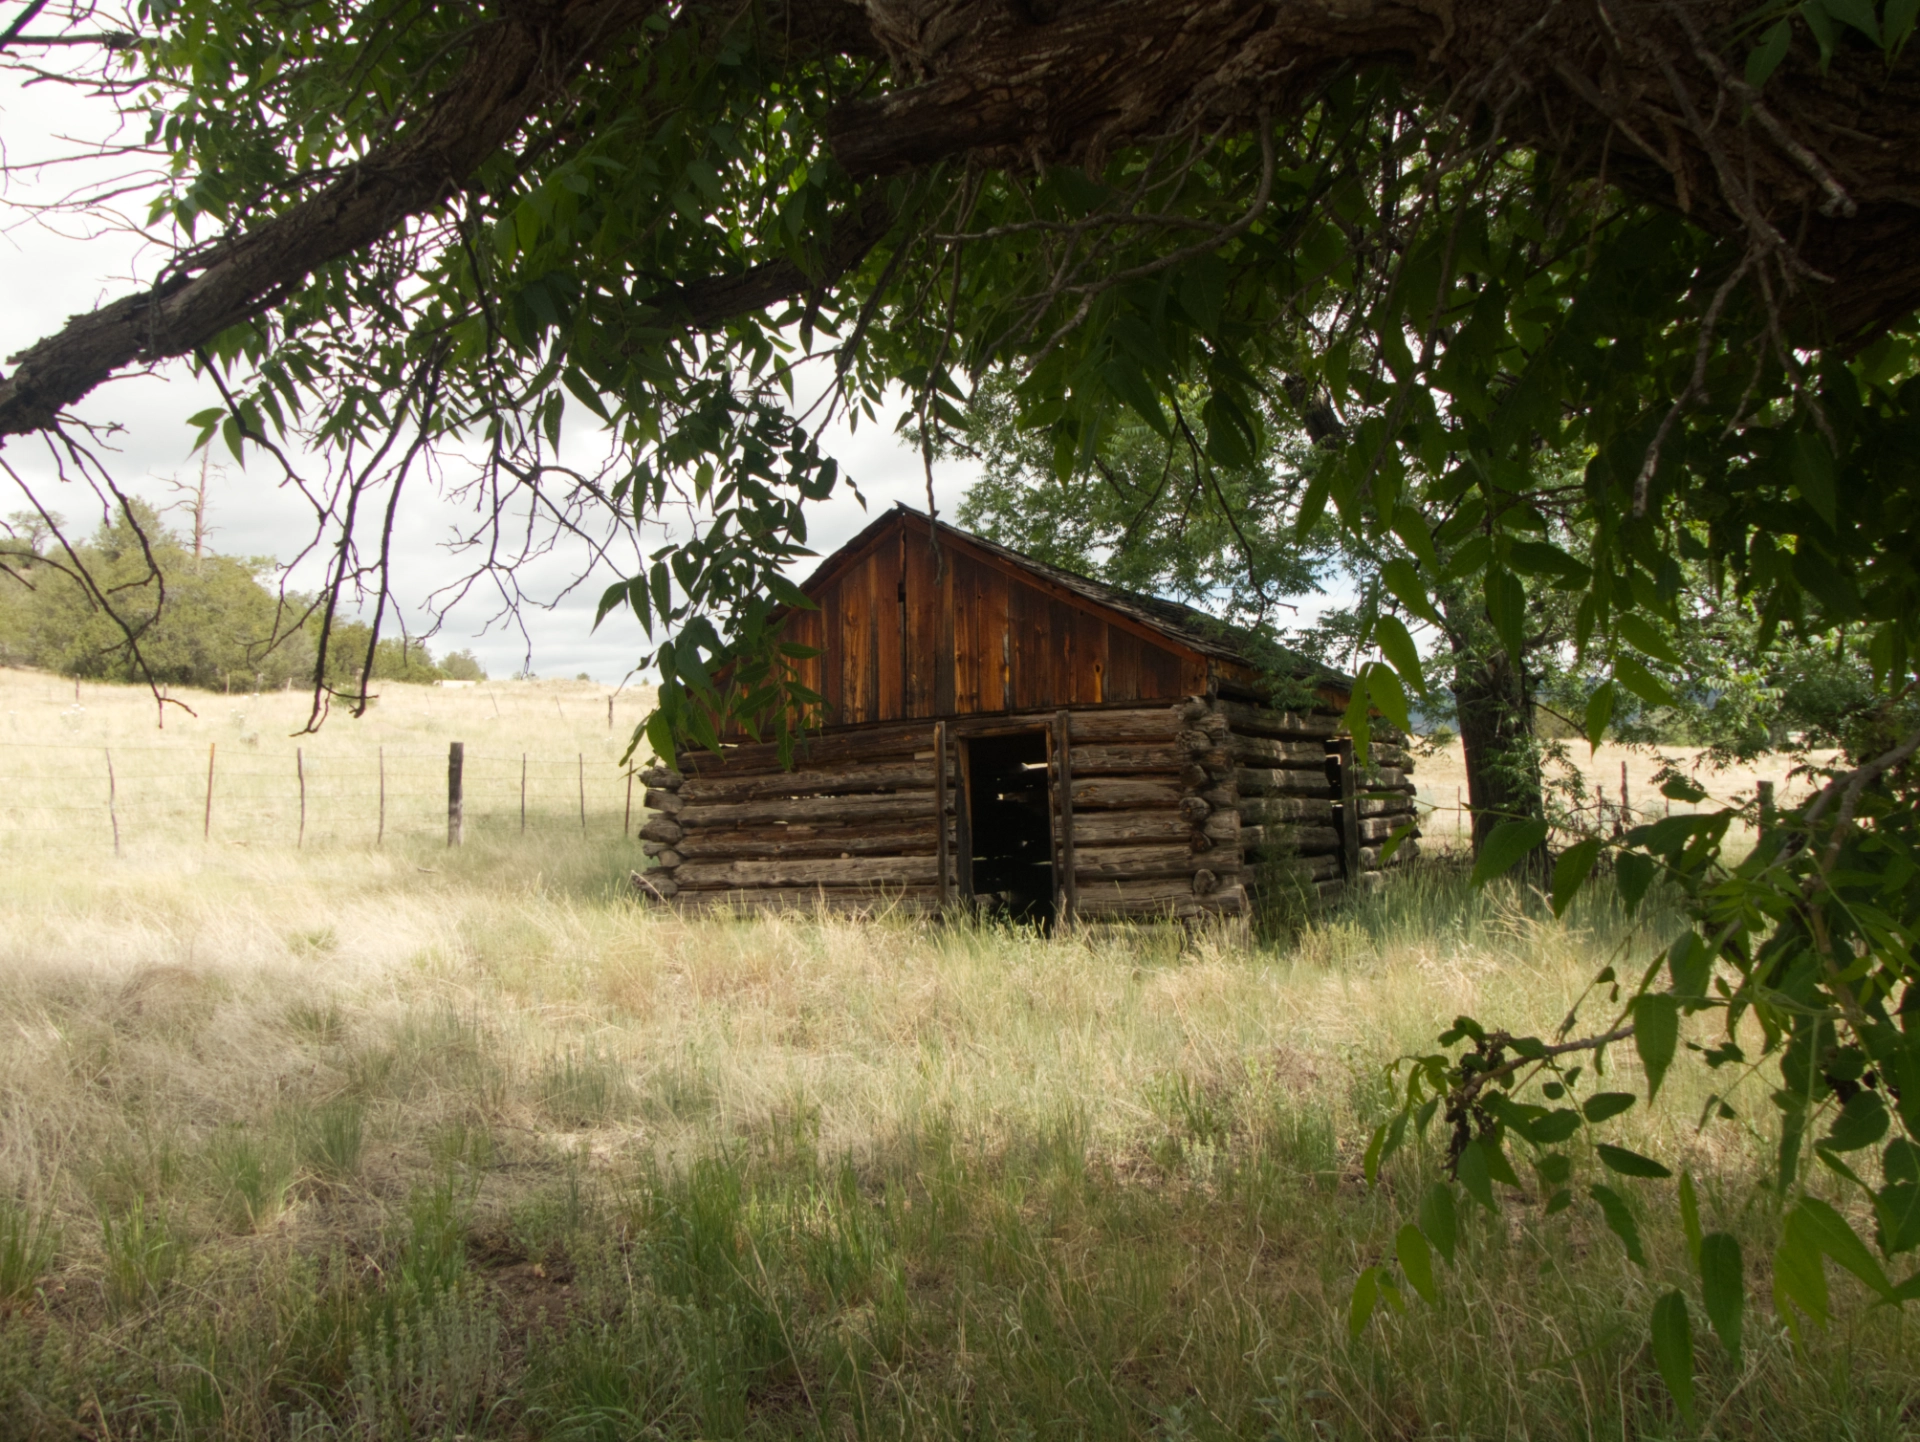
[0,502,485,693]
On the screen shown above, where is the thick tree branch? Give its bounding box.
[830,0,1920,342]
[0,0,659,439]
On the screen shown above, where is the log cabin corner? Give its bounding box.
[635,506,1419,921]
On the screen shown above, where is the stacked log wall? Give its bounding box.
[632,696,1417,917]
[637,720,954,911]
[1061,700,1243,920]
[1215,699,1420,907]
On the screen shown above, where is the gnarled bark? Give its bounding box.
[4,0,1920,446]
[833,0,1920,341]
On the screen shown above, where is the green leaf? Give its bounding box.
[1615,851,1657,912]
[1659,774,1709,804]
[1374,614,1426,694]
[1634,994,1680,1101]
[1650,1290,1697,1429]
[1818,0,1878,43]
[1876,1178,1920,1256]
[1584,1092,1637,1123]
[1484,566,1528,661]
[1419,1182,1458,1265]
[1801,0,1839,65]
[1396,1224,1437,1305]
[1794,546,1862,619]
[1470,819,1548,887]
[1379,818,1421,864]
[1456,1138,1497,1213]
[1391,504,1440,571]
[1364,661,1411,732]
[1596,1144,1673,1179]
[1525,1109,1581,1145]
[1889,0,1920,52]
[1823,1091,1890,1153]
[1347,1266,1380,1339]
[1613,654,1676,708]
[1792,1197,1896,1299]
[1177,256,1226,331]
[1584,682,1615,752]
[1382,557,1443,626]
[1617,612,1681,665]
[1746,16,1793,86]
[1699,1231,1745,1364]
[1363,1121,1388,1188]
[562,365,613,423]
[1341,678,1373,758]
[1774,1219,1830,1327]
[1591,1184,1647,1266]
[1103,360,1169,437]
[1679,1171,1703,1267]
[1508,539,1590,585]
[1551,839,1602,917]
[1535,1150,1573,1184]
[1480,1137,1521,1188]
[1789,429,1838,527]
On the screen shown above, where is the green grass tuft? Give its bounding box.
[0,1201,57,1307]
[99,1200,189,1314]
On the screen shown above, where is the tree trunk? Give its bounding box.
[1452,648,1548,880]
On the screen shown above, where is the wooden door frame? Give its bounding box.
[956,724,1059,915]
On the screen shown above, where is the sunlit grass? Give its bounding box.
[0,769,1913,1437]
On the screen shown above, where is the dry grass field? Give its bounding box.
[1410,738,1835,848]
[0,674,1913,1440]
[0,667,658,855]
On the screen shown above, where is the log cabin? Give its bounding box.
[635,506,1419,921]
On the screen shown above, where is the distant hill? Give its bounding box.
[0,501,484,693]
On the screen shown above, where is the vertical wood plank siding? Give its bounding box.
[796,517,1198,724]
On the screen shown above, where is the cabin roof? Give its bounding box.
[801,505,1352,692]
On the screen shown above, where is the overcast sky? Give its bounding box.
[0,71,983,685]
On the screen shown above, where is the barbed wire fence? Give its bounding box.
[0,740,644,856]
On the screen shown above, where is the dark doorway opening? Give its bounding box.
[963,731,1055,926]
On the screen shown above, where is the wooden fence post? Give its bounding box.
[105,748,121,857]
[203,742,216,842]
[520,753,527,834]
[1334,737,1360,882]
[1758,779,1775,839]
[955,739,973,902]
[377,745,386,847]
[297,748,307,848]
[1053,709,1077,925]
[935,721,951,910]
[448,741,464,846]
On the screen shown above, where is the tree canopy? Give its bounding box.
[4,0,1920,1406]
[0,502,486,693]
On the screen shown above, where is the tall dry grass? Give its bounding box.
[0,666,656,855]
[0,676,1914,1438]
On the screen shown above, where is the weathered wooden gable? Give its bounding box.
[780,511,1208,724]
